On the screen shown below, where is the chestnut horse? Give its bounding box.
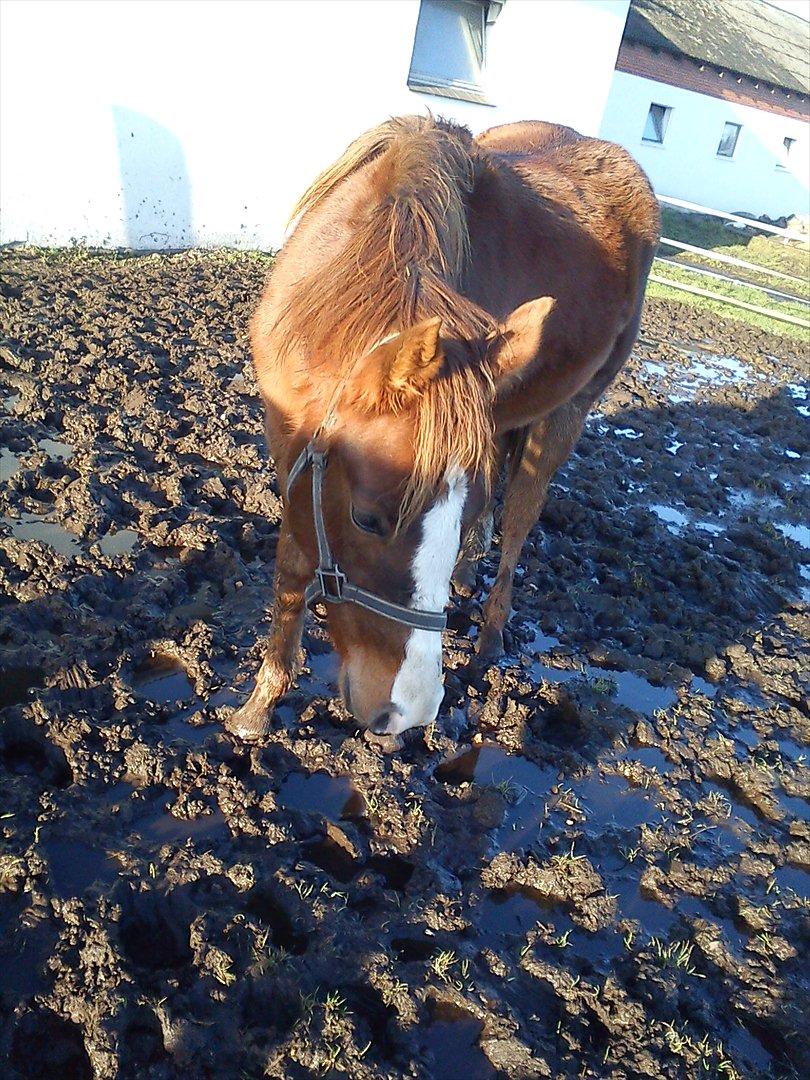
[227,116,659,741]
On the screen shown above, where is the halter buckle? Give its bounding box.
[315,565,347,603]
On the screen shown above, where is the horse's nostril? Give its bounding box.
[370,711,394,735]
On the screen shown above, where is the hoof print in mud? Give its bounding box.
[424,998,495,1079]
[0,717,72,789]
[118,886,195,971]
[246,882,312,955]
[117,1005,167,1071]
[366,853,416,892]
[303,825,361,883]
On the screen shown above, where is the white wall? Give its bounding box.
[0,0,630,250]
[600,70,810,218]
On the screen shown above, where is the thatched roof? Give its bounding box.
[624,0,810,96]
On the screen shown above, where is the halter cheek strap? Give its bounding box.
[286,442,448,633]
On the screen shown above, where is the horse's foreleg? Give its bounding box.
[477,405,584,661]
[225,517,310,742]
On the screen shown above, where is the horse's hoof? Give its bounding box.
[224,697,272,743]
[452,565,477,598]
[452,580,475,599]
[475,627,504,664]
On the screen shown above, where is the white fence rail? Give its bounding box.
[658,195,810,245]
[654,195,810,330]
[657,236,808,287]
[655,257,810,306]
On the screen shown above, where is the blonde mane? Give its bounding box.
[276,115,497,519]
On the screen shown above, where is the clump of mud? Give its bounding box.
[1,248,808,1078]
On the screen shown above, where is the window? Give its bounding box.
[778,136,796,169]
[642,103,671,144]
[717,122,741,158]
[408,0,500,105]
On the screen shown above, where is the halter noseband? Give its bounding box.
[286,442,448,633]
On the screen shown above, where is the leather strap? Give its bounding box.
[285,442,447,633]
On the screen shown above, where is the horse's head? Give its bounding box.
[285,318,485,735]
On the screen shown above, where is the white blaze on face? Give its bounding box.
[387,468,468,734]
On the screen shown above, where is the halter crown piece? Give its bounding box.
[286,442,448,633]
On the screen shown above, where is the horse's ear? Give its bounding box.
[364,317,444,408]
[487,297,556,383]
[383,316,444,394]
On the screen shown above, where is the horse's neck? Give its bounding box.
[275,165,376,303]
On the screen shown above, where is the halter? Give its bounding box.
[286,442,448,633]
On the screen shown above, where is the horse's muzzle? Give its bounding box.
[369,709,398,735]
[341,672,401,735]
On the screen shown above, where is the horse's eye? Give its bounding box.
[351,504,387,536]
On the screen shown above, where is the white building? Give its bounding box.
[600,0,810,218]
[0,0,631,251]
[3,0,806,250]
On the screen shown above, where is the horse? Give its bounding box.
[226,115,659,742]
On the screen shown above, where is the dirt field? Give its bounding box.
[0,248,808,1080]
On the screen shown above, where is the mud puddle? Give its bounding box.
[306,644,340,687]
[42,838,120,899]
[621,745,672,771]
[528,658,676,716]
[520,621,680,713]
[0,666,43,710]
[0,908,57,998]
[612,874,680,936]
[649,502,725,537]
[0,448,20,482]
[37,438,74,461]
[478,886,553,939]
[436,743,557,848]
[641,347,758,403]
[424,1001,495,1080]
[773,864,810,899]
[138,804,230,846]
[276,769,364,821]
[4,512,80,556]
[98,528,138,556]
[775,521,810,550]
[571,772,662,832]
[478,884,629,972]
[435,742,556,795]
[155,710,219,746]
[131,655,195,703]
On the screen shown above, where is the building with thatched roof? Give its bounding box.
[600,0,810,216]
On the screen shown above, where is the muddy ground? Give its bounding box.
[0,248,808,1080]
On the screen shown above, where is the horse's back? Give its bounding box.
[476,120,584,157]
[476,121,658,246]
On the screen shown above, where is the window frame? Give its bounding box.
[641,103,671,145]
[407,0,495,106]
[716,122,742,159]
[777,135,796,170]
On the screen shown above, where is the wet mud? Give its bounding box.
[0,248,808,1078]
